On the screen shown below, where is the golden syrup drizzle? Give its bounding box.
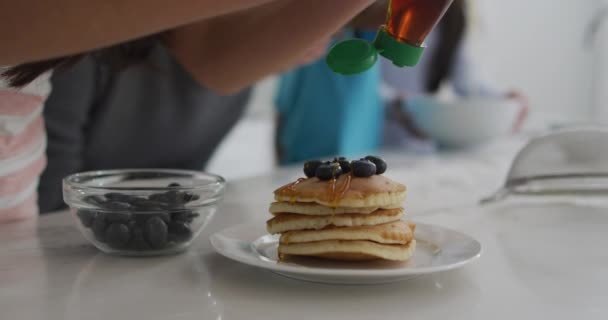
[327,173,353,207]
[335,173,352,201]
[283,233,290,245]
[275,178,306,203]
[278,234,288,262]
[327,178,337,202]
[330,206,337,224]
[275,177,306,262]
[325,163,344,207]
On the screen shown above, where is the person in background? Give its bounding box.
[0,0,377,220]
[274,4,389,165]
[274,29,383,165]
[38,42,251,212]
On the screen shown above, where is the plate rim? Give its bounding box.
[209,222,482,277]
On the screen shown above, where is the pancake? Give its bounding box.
[269,201,401,216]
[280,220,415,245]
[279,239,416,261]
[274,174,406,208]
[267,208,404,234]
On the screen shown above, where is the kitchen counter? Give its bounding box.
[2,137,606,320]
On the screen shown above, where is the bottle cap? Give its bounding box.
[326,27,425,75]
[326,39,378,75]
[373,27,424,67]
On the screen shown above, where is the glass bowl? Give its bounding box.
[482,126,608,204]
[63,169,225,256]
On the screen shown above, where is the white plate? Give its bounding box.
[210,222,482,285]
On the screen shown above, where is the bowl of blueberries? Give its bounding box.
[63,169,225,256]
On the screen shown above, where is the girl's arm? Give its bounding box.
[167,0,375,94]
[0,0,278,65]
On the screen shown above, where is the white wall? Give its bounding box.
[470,0,600,126]
[589,0,608,121]
[206,78,277,180]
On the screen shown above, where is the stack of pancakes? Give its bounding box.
[267,174,416,261]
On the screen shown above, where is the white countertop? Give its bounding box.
[1,138,607,320]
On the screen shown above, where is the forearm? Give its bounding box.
[168,0,375,94]
[0,0,278,65]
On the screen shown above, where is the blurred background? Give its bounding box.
[208,0,608,179]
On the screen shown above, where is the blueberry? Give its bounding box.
[104,193,133,203]
[304,160,323,178]
[149,202,171,211]
[133,212,170,225]
[129,197,149,205]
[105,212,132,223]
[182,192,196,203]
[338,160,351,174]
[148,193,170,203]
[101,201,132,212]
[83,195,106,206]
[91,213,108,243]
[315,163,332,180]
[332,157,347,164]
[168,222,193,242]
[129,226,150,250]
[131,199,169,212]
[150,191,193,205]
[168,183,181,187]
[144,217,168,249]
[351,159,377,178]
[316,162,342,181]
[171,210,191,223]
[167,191,184,203]
[365,155,387,174]
[129,196,147,204]
[132,214,149,225]
[76,209,97,228]
[171,211,199,224]
[150,191,195,204]
[166,191,200,205]
[152,212,171,223]
[105,223,131,248]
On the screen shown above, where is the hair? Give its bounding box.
[425,0,467,93]
[2,35,159,88]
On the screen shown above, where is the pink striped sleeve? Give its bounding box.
[0,88,48,222]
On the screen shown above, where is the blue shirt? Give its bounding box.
[276,31,382,164]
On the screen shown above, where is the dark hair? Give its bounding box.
[2,35,159,88]
[426,0,467,93]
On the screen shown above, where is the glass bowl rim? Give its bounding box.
[63,168,226,192]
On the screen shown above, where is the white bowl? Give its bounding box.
[406,96,521,148]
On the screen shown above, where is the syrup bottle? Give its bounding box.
[327,0,454,75]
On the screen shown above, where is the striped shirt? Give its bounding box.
[0,70,49,222]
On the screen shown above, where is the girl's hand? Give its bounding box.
[507,91,529,133]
